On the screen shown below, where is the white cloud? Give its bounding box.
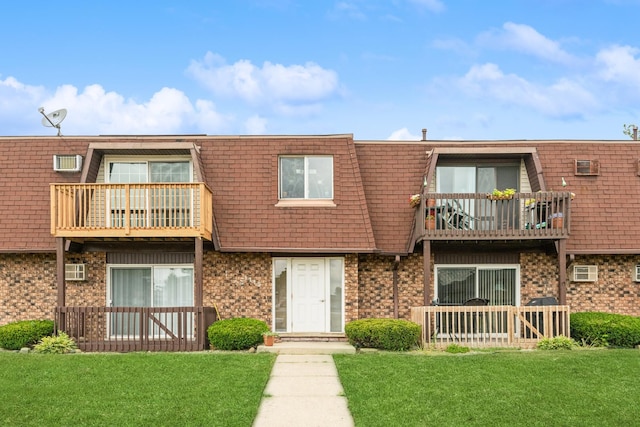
[457,63,597,118]
[388,127,421,140]
[596,44,640,88]
[477,22,577,65]
[186,52,340,114]
[331,2,367,20]
[407,0,445,13]
[244,115,268,134]
[0,76,232,135]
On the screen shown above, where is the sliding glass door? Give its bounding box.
[109,266,194,338]
[435,265,519,306]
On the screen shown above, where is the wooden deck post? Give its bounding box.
[423,241,431,306]
[393,255,400,319]
[56,237,66,331]
[558,239,567,305]
[194,237,203,306]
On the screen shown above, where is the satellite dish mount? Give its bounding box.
[39,107,67,136]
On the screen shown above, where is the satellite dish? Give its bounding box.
[38,107,67,136]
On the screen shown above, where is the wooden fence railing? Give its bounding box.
[419,192,571,240]
[50,183,213,240]
[54,306,217,352]
[410,305,570,349]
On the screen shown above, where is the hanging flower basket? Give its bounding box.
[409,194,421,208]
[487,188,516,201]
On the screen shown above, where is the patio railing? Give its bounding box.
[54,306,218,352]
[419,192,571,240]
[410,305,570,349]
[50,183,213,240]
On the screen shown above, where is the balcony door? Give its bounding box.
[436,165,518,229]
[106,160,192,228]
[108,266,194,338]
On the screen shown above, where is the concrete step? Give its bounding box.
[257,341,356,355]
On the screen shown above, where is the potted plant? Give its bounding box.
[487,188,516,200]
[263,331,279,346]
[425,215,436,230]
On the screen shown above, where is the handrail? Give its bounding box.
[410,304,570,349]
[51,183,213,240]
[418,191,571,240]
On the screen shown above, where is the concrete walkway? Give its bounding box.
[253,343,356,427]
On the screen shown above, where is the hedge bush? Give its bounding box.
[345,318,421,351]
[0,320,55,350]
[571,312,640,348]
[207,317,269,350]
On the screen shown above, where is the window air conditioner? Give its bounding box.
[53,155,82,172]
[65,264,86,281]
[573,265,597,282]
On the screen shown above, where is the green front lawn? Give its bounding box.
[0,352,276,427]
[334,349,640,427]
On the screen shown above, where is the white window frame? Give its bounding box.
[635,265,640,282]
[278,155,334,200]
[434,264,521,306]
[573,265,598,282]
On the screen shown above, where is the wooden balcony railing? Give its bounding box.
[419,192,571,240]
[54,306,218,352]
[51,183,213,240]
[410,305,570,349]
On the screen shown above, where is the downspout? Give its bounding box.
[392,255,400,318]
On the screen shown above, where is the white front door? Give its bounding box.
[291,258,326,332]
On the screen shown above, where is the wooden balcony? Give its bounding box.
[51,183,213,240]
[410,304,570,349]
[55,306,218,352]
[419,192,571,240]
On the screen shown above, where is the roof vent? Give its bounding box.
[53,155,82,172]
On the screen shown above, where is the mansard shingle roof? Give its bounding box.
[1,135,640,256]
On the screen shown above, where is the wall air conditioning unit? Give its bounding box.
[573,265,597,282]
[65,264,86,281]
[53,154,82,172]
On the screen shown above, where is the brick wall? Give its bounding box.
[357,253,424,320]
[3,250,639,327]
[0,252,106,324]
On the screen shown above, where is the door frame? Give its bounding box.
[272,257,345,333]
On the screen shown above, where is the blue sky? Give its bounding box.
[1,0,640,140]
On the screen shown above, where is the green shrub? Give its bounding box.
[207,317,269,350]
[571,312,640,348]
[0,320,55,350]
[445,344,470,354]
[345,318,421,351]
[33,332,78,354]
[537,335,576,350]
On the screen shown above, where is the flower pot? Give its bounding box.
[425,218,436,230]
[263,335,275,346]
[550,213,564,229]
[426,198,437,207]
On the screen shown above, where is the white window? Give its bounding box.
[65,263,86,281]
[279,156,333,199]
[107,265,194,337]
[434,265,520,306]
[635,265,640,282]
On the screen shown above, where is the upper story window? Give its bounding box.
[106,158,192,183]
[279,156,333,200]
